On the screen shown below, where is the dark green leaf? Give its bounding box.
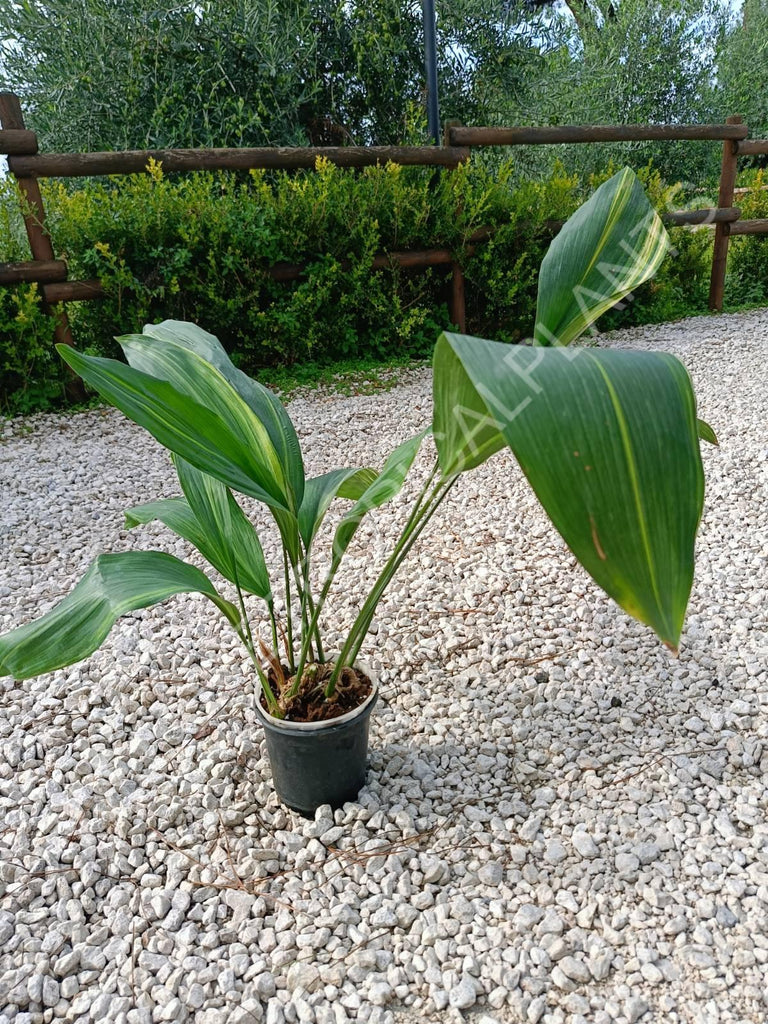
[118,334,292,508]
[697,417,718,446]
[298,468,377,550]
[126,464,272,601]
[174,456,272,599]
[140,321,305,506]
[58,346,291,514]
[433,333,704,649]
[332,431,428,564]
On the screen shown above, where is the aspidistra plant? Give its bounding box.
[0,169,714,714]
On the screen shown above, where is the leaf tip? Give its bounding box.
[697,417,719,446]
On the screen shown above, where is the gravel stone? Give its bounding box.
[558,956,591,984]
[448,977,477,1009]
[572,831,599,858]
[626,996,650,1022]
[42,976,59,1008]
[53,950,80,976]
[368,982,393,1006]
[477,861,504,885]
[286,963,322,994]
[514,904,545,933]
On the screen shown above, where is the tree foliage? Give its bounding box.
[533,0,726,180]
[0,0,552,150]
[715,0,768,140]
[3,2,766,185]
[1,0,321,150]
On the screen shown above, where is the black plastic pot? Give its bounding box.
[256,673,378,817]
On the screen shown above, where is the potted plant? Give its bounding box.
[0,169,714,815]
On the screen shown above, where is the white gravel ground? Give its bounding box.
[0,310,766,1024]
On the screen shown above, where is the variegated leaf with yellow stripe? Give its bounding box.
[433,168,706,651]
[139,321,306,507]
[534,167,669,347]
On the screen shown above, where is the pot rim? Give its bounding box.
[256,663,378,733]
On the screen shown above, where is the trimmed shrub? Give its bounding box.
[727,170,768,306]
[0,182,60,415]
[0,158,747,414]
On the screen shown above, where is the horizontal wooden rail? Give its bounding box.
[9,144,470,179]
[736,139,768,156]
[727,219,768,236]
[0,129,38,155]
[43,279,104,303]
[448,124,749,147]
[0,259,67,284]
[664,207,741,226]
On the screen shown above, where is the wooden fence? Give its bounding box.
[445,118,768,311]
[2,89,768,401]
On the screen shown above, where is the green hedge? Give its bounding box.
[0,186,59,415]
[726,169,768,307]
[0,159,749,415]
[47,159,581,361]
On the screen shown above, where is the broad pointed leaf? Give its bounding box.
[697,418,718,446]
[174,456,272,599]
[141,321,305,506]
[534,168,669,346]
[126,497,204,545]
[58,346,291,513]
[126,475,271,601]
[433,333,704,649]
[298,468,378,550]
[118,334,292,509]
[0,552,240,680]
[332,431,429,565]
[431,342,507,477]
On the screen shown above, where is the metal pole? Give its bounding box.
[422,0,440,144]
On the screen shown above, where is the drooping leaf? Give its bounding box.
[58,346,291,514]
[174,457,272,599]
[433,332,704,649]
[331,431,429,565]
[140,321,305,506]
[534,168,669,346]
[431,340,507,477]
[0,552,240,680]
[298,468,378,550]
[126,497,205,545]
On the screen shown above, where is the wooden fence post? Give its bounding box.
[709,114,743,312]
[450,262,466,333]
[0,92,85,401]
[442,121,468,331]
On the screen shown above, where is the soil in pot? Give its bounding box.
[262,662,373,722]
